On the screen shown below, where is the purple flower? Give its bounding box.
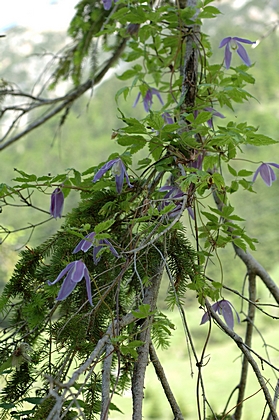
[73,232,120,265]
[201,299,240,330]
[133,88,164,112]
[189,152,204,171]
[48,260,92,306]
[204,107,225,129]
[126,23,140,37]
[162,112,174,125]
[102,0,117,10]
[73,232,96,254]
[159,186,194,219]
[219,37,255,69]
[93,158,133,194]
[50,187,64,219]
[93,239,120,265]
[252,162,279,186]
[194,107,225,128]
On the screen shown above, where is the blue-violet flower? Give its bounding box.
[73,232,119,265]
[102,0,117,10]
[252,162,279,187]
[50,187,64,219]
[201,299,240,330]
[48,260,92,306]
[219,37,255,69]
[133,88,164,112]
[93,158,133,194]
[159,185,194,220]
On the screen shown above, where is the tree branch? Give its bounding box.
[131,261,164,420]
[234,273,256,420]
[205,299,278,420]
[149,342,184,420]
[0,38,127,151]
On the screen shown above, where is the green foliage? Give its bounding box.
[1,0,279,418]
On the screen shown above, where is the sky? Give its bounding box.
[0,0,78,32]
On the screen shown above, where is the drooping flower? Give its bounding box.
[73,232,120,265]
[204,107,225,129]
[92,239,120,265]
[102,0,117,10]
[93,158,133,194]
[50,187,64,219]
[219,37,255,69]
[194,107,225,129]
[252,162,279,187]
[201,299,240,330]
[162,112,174,125]
[133,88,164,112]
[159,185,194,219]
[48,260,92,306]
[126,23,140,37]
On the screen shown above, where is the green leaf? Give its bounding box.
[237,169,254,177]
[132,304,155,318]
[227,164,237,177]
[115,86,129,103]
[246,133,278,146]
[61,179,72,198]
[94,219,115,234]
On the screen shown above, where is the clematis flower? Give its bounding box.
[92,239,120,265]
[133,88,164,112]
[50,187,64,219]
[201,299,240,330]
[204,107,225,129]
[252,162,279,187]
[126,23,140,37]
[162,112,174,125]
[48,260,92,306]
[73,232,120,264]
[93,158,133,194]
[219,37,255,69]
[102,0,117,10]
[159,185,194,219]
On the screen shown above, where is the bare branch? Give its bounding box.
[0,38,127,151]
[234,273,256,420]
[205,299,279,420]
[149,342,184,420]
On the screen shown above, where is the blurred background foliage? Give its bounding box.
[0,1,278,417]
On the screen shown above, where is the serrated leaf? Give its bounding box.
[246,133,278,146]
[94,218,115,234]
[237,169,253,177]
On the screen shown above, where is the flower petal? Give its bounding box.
[83,265,93,306]
[133,92,141,108]
[259,163,273,186]
[224,43,232,69]
[219,37,231,48]
[48,261,75,286]
[220,300,234,330]
[236,42,251,67]
[56,274,77,301]
[102,0,112,10]
[233,37,255,44]
[70,260,86,283]
[73,232,96,254]
[93,159,118,183]
[50,188,64,219]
